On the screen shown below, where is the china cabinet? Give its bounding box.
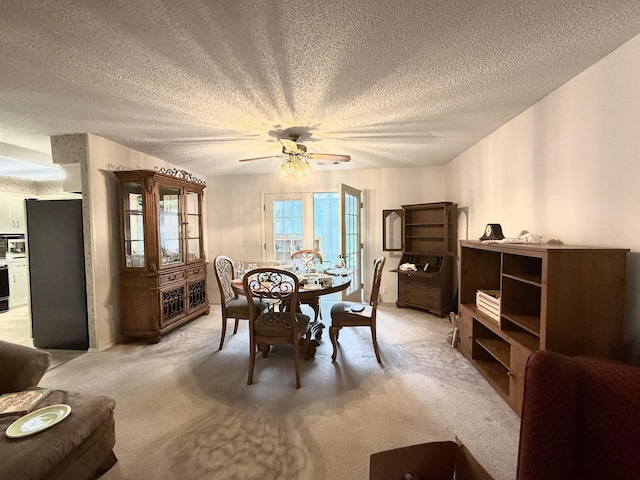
[457,240,628,415]
[114,169,209,342]
[390,202,457,317]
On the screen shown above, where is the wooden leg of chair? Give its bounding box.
[219,317,227,350]
[293,340,301,388]
[311,300,320,323]
[330,326,340,361]
[371,325,382,363]
[248,339,256,385]
[233,318,240,334]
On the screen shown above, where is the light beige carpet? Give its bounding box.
[41,303,520,479]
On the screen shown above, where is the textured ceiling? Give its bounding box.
[1,1,640,176]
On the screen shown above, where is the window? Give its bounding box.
[272,199,303,261]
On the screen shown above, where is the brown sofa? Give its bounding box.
[0,340,117,479]
[369,349,640,480]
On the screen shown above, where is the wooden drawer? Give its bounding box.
[398,290,428,307]
[399,289,440,308]
[159,270,184,286]
[398,275,441,308]
[186,265,206,278]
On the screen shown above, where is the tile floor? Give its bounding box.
[0,304,33,347]
[0,304,84,368]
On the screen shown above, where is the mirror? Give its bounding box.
[383,209,403,251]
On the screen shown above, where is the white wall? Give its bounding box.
[206,166,447,304]
[445,34,640,362]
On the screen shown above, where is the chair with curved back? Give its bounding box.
[290,249,323,322]
[329,255,386,363]
[243,268,311,388]
[213,255,263,350]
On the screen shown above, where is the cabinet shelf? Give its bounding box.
[501,313,540,336]
[406,236,445,239]
[405,222,445,227]
[473,360,510,400]
[502,272,541,287]
[475,338,510,369]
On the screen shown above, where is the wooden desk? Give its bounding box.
[231,275,351,357]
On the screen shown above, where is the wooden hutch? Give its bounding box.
[457,240,628,415]
[114,168,209,343]
[388,202,457,317]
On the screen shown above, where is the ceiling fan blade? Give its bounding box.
[238,155,283,162]
[307,153,351,162]
[279,138,301,153]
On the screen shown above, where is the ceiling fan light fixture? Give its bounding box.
[277,154,312,180]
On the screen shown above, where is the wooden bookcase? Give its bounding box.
[457,240,628,415]
[114,169,210,343]
[391,202,457,317]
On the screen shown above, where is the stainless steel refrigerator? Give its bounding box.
[26,199,89,349]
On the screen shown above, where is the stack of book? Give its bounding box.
[476,289,501,324]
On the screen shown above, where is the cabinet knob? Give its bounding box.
[168,275,176,280]
[193,269,200,273]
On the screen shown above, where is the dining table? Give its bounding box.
[231,273,351,358]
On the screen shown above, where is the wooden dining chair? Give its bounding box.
[243,268,311,388]
[213,255,263,350]
[290,249,323,322]
[329,255,386,363]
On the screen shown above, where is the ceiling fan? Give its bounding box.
[238,133,351,164]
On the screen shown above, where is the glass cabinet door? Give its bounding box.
[158,186,182,266]
[186,191,202,262]
[122,182,145,268]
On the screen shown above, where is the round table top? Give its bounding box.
[231,275,351,300]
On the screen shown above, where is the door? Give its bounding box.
[340,183,363,302]
[157,185,182,267]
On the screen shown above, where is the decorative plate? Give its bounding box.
[5,404,72,438]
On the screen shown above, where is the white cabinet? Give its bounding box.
[0,193,30,233]
[8,259,29,307]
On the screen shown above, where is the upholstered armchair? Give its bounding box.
[369,349,640,480]
[516,350,640,479]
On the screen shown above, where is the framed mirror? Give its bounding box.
[383,209,403,251]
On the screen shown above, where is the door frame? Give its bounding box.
[261,185,365,302]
